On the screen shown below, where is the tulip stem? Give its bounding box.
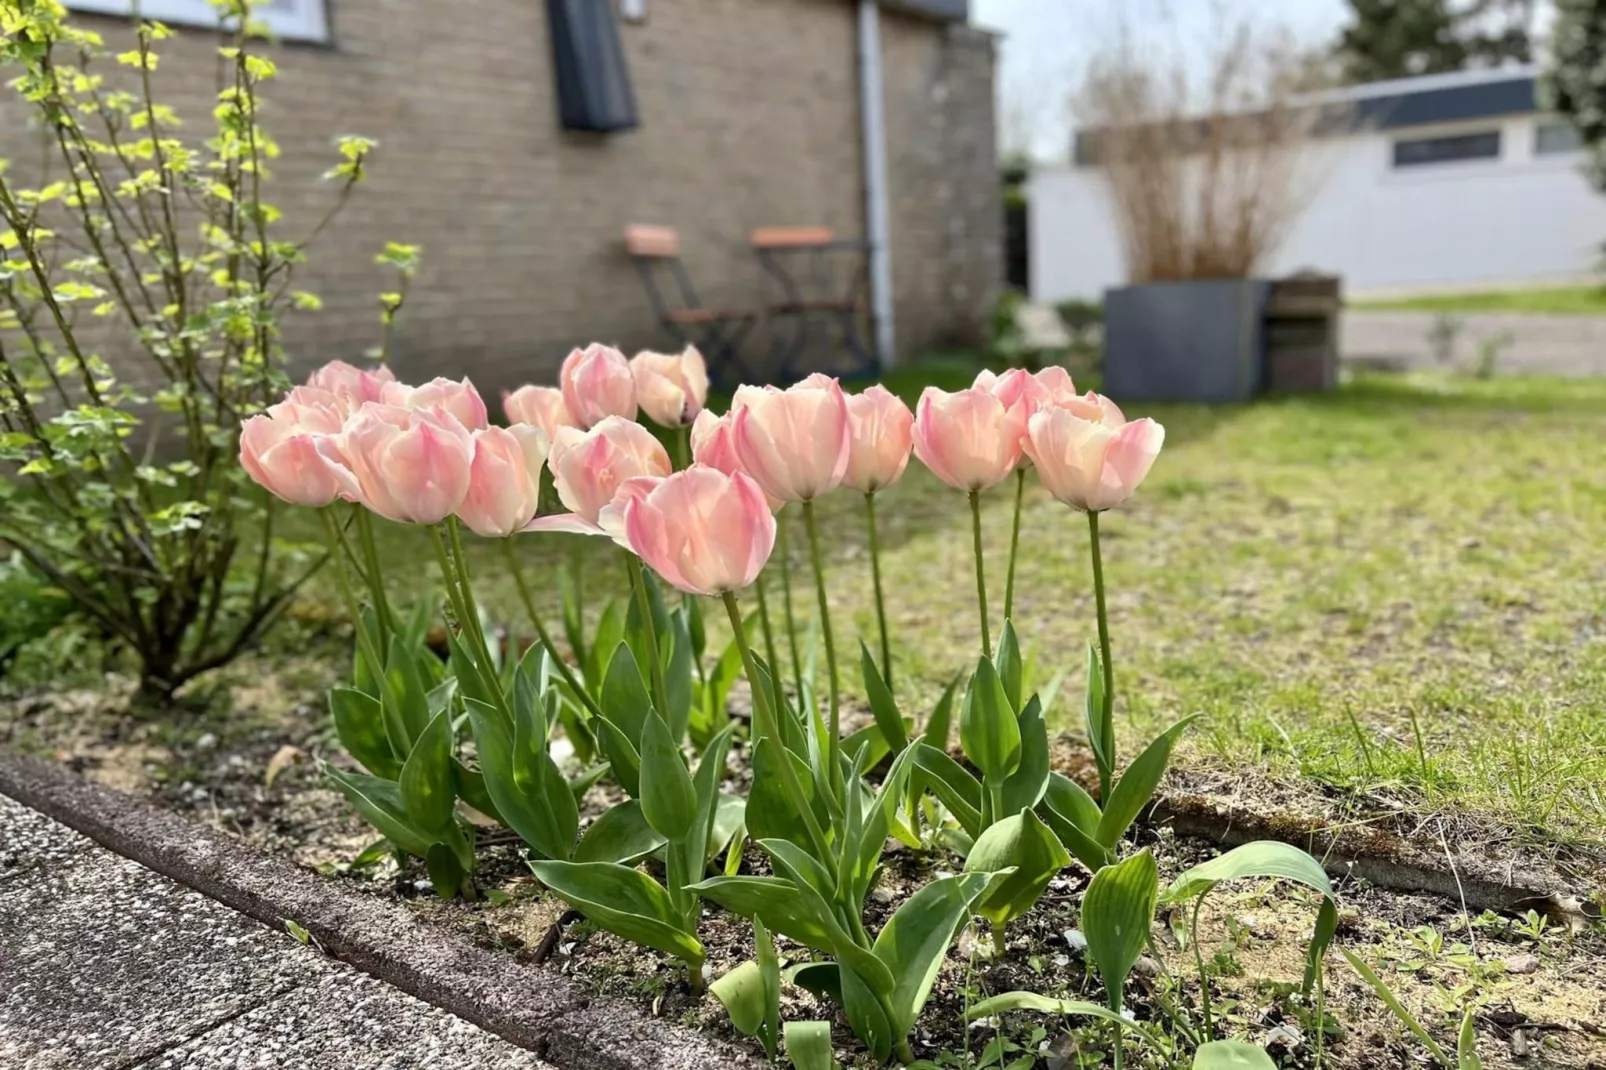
[447,518,492,660]
[674,425,690,470]
[625,554,674,723]
[777,510,804,703]
[354,507,400,641]
[428,524,500,694]
[969,490,991,657]
[1087,509,1115,801]
[722,590,832,860]
[502,539,604,721]
[1003,468,1025,626]
[321,508,384,684]
[864,491,893,692]
[801,499,842,798]
[752,568,783,710]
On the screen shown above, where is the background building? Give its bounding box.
[1028,67,1606,301]
[9,0,1000,391]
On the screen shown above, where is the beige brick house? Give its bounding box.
[24,0,1000,395]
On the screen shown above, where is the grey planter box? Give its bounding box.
[1102,279,1271,403]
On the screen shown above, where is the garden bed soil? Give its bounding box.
[3,661,1604,1069]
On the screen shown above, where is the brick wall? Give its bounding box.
[0,0,998,398]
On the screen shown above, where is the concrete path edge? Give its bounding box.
[0,748,757,1070]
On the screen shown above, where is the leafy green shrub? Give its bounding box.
[0,0,374,703]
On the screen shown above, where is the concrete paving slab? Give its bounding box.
[0,791,96,881]
[142,968,550,1070]
[0,793,549,1070]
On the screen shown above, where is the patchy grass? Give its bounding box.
[1352,286,1606,316]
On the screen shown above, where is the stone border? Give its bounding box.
[0,748,757,1070]
[1153,793,1592,914]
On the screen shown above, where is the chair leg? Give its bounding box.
[698,320,759,390]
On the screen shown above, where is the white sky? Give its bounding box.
[971,0,1548,161]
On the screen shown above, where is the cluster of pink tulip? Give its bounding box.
[240,341,1164,731]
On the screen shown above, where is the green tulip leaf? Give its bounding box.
[999,694,1050,816]
[840,964,894,1064]
[960,657,1022,783]
[1081,848,1159,1006]
[1094,716,1198,849]
[464,698,574,861]
[860,640,908,754]
[962,992,1166,1050]
[1083,641,1112,789]
[911,741,983,839]
[873,870,996,1040]
[591,713,643,798]
[330,687,401,779]
[921,673,961,751]
[398,708,457,834]
[639,713,696,841]
[1193,1040,1277,1070]
[324,765,436,860]
[574,800,666,864]
[600,641,653,745]
[965,809,1071,933]
[1040,772,1111,873]
[994,620,1023,712]
[783,1021,838,1070]
[1164,840,1335,903]
[425,841,468,901]
[528,859,701,967]
[710,919,781,1061]
[687,875,835,951]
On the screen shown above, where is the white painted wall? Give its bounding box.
[1028,114,1606,301]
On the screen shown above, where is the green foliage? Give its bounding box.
[1541,0,1606,191]
[1334,0,1533,84]
[0,0,378,699]
[1082,849,1160,1012]
[1192,1040,1277,1069]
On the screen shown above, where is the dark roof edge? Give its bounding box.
[880,0,968,21]
[1073,73,1538,166]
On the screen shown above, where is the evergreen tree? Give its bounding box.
[1541,0,1606,190]
[1335,0,1533,83]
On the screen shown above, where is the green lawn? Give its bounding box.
[1352,284,1606,316]
[291,368,1606,855]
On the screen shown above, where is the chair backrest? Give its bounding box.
[750,226,834,250]
[624,224,681,259]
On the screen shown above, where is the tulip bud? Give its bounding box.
[730,378,850,503]
[502,384,576,440]
[305,360,396,415]
[1022,397,1164,512]
[456,425,550,537]
[380,376,489,430]
[330,404,476,524]
[239,397,347,507]
[560,343,637,428]
[842,384,914,494]
[526,415,671,534]
[910,385,1024,492]
[630,345,709,428]
[619,466,776,597]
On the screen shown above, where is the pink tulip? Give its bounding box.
[239,397,347,507]
[630,345,709,428]
[526,415,671,534]
[910,385,1024,492]
[327,404,476,524]
[560,343,637,428]
[1022,398,1164,512]
[502,384,575,440]
[305,360,395,415]
[691,409,783,512]
[842,385,913,494]
[456,425,550,537]
[380,376,489,430]
[1033,365,1080,407]
[730,378,850,503]
[619,466,776,597]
